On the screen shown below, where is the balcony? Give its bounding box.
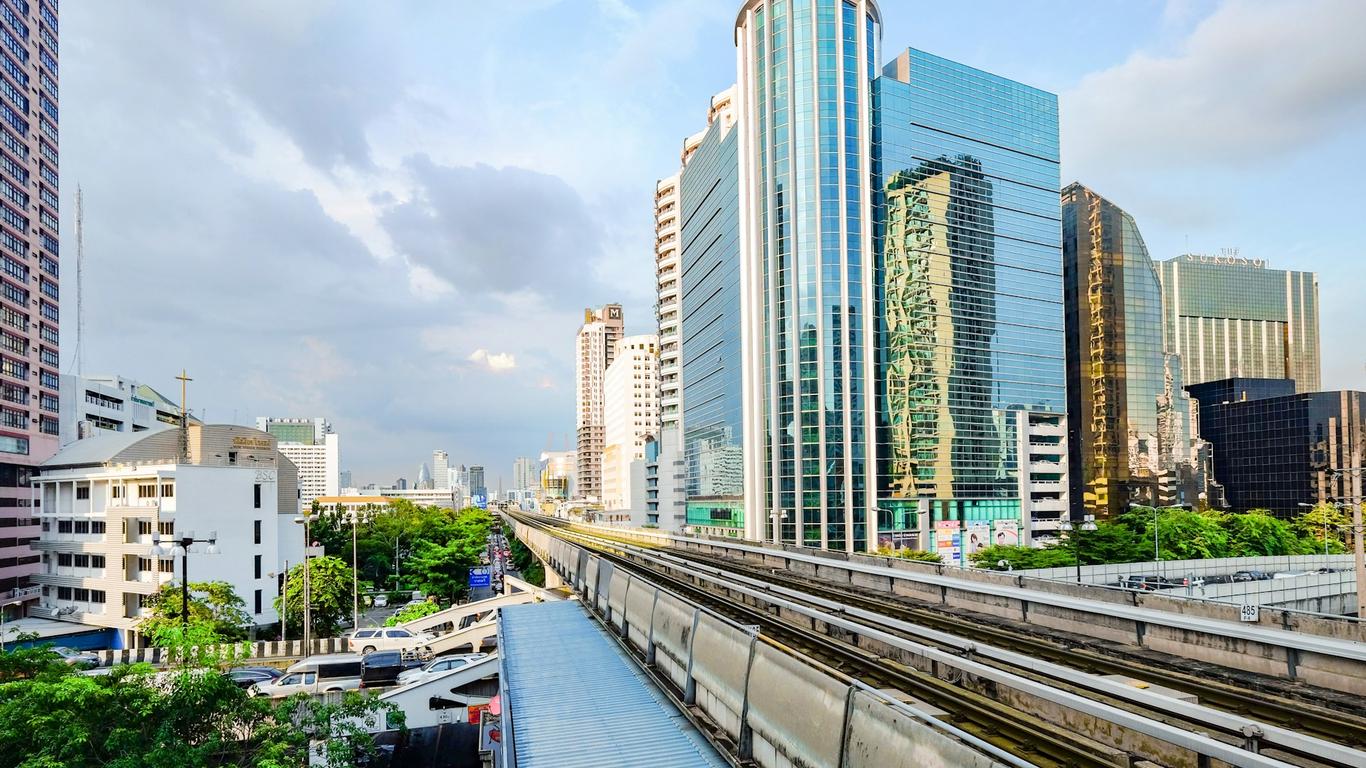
[1028,497,1066,513]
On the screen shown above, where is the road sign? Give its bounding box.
[1239,604,1259,622]
[469,567,491,589]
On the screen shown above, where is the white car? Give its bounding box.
[347,627,436,654]
[373,594,388,608]
[396,653,488,686]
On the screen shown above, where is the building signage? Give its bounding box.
[934,520,961,566]
[131,396,155,408]
[1183,249,1265,268]
[993,519,1020,547]
[468,567,491,589]
[232,436,273,450]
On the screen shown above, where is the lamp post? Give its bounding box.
[1057,515,1097,583]
[1130,502,1190,580]
[149,530,220,632]
[349,509,360,630]
[293,513,317,650]
[770,509,790,546]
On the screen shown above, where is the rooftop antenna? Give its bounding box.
[176,369,192,462]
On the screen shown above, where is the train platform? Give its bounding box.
[495,599,728,768]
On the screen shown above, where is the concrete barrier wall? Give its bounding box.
[95,637,352,668]
[606,569,631,632]
[844,689,1006,768]
[745,642,846,768]
[650,590,697,694]
[689,612,754,743]
[623,578,657,656]
[595,560,616,615]
[583,556,600,606]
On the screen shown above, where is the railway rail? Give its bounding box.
[505,510,1366,768]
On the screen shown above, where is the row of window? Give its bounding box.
[54,587,106,604]
[56,552,106,568]
[54,519,107,534]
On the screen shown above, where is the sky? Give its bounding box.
[59,0,1366,487]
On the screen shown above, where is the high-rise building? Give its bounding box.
[656,174,683,439]
[416,462,432,490]
[512,456,537,492]
[602,335,660,514]
[575,304,624,502]
[432,450,449,490]
[0,2,60,618]
[538,451,575,501]
[469,465,486,500]
[1187,379,1361,517]
[679,88,744,537]
[736,0,881,551]
[1062,184,1209,519]
[58,374,197,446]
[1155,255,1320,392]
[339,469,353,490]
[255,417,339,510]
[872,48,1066,553]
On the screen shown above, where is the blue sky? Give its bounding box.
[60,0,1366,485]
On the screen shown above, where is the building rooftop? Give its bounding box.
[498,600,727,768]
[43,425,174,467]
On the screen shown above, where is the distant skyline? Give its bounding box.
[60,1,1366,482]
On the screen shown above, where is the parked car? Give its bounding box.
[373,594,388,608]
[50,646,99,669]
[1118,575,1177,591]
[249,654,364,698]
[226,666,283,690]
[347,627,435,655]
[1232,570,1273,582]
[359,650,423,689]
[396,653,489,687]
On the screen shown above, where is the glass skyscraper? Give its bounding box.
[1155,256,1320,392]
[736,0,881,552]
[681,105,745,535]
[1062,184,1207,519]
[872,49,1065,541]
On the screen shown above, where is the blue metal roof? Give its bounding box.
[500,600,729,768]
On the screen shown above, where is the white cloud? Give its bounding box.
[1063,0,1366,175]
[468,349,518,372]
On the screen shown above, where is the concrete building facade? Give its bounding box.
[255,417,338,512]
[602,335,659,514]
[432,450,449,490]
[575,304,624,502]
[31,425,302,644]
[58,374,194,446]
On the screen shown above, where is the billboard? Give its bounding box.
[993,519,1020,547]
[934,520,961,566]
[472,494,488,509]
[965,524,991,556]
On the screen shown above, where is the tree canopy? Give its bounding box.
[141,580,253,646]
[276,556,356,638]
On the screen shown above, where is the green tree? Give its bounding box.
[1292,503,1351,554]
[140,581,252,646]
[872,546,942,563]
[969,544,1076,570]
[1122,507,1230,560]
[383,600,441,627]
[1075,521,1149,565]
[276,556,356,638]
[1221,510,1308,556]
[507,535,545,587]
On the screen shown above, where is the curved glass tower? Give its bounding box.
[736,0,880,552]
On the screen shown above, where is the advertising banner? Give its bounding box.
[934,520,961,566]
[993,519,1020,547]
[964,524,991,556]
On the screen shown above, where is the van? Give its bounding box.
[249,654,364,698]
[347,627,435,655]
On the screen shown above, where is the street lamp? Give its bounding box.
[149,530,220,632]
[1130,502,1190,579]
[293,513,317,650]
[1058,515,1097,583]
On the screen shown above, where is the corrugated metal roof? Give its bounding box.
[500,600,729,768]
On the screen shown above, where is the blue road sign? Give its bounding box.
[469,567,491,588]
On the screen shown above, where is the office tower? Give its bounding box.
[602,335,660,513]
[539,450,575,500]
[58,374,196,445]
[0,2,59,617]
[1155,255,1320,392]
[656,174,683,438]
[432,450,450,490]
[513,456,537,492]
[1062,184,1209,519]
[469,465,487,500]
[339,469,353,489]
[1188,379,1361,517]
[679,88,745,537]
[736,0,881,551]
[872,49,1066,553]
[416,462,432,490]
[255,417,339,510]
[575,304,624,502]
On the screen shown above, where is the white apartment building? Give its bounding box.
[31,425,303,646]
[433,450,450,490]
[372,486,459,510]
[256,417,339,511]
[58,374,198,446]
[575,305,623,502]
[602,335,659,517]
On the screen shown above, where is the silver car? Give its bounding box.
[249,654,363,698]
[395,653,488,686]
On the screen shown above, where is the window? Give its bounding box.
[228,451,237,465]
[91,555,105,569]
[0,434,25,455]
[137,557,152,572]
[253,483,261,508]
[158,559,174,574]
[90,521,105,535]
[254,589,262,615]
[253,520,262,545]
[73,520,88,534]
[160,483,173,498]
[75,486,89,500]
[137,484,156,499]
[73,588,88,602]
[56,520,71,533]
[158,521,173,536]
[137,520,152,536]
[56,552,69,566]
[91,590,106,604]
[254,554,261,579]
[73,554,88,568]
[56,586,70,600]
[112,486,123,499]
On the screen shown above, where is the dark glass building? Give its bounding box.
[680,105,745,536]
[872,49,1065,543]
[1062,184,1207,518]
[1188,378,1364,517]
